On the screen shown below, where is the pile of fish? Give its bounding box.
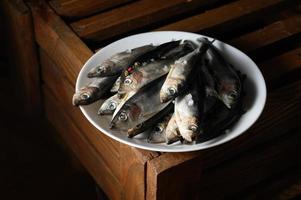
[73,38,245,144]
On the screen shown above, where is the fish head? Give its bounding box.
[160,84,179,103]
[110,103,142,130]
[180,124,199,142]
[87,60,115,78]
[98,97,119,115]
[118,72,141,93]
[72,87,99,106]
[147,124,166,143]
[219,79,240,109]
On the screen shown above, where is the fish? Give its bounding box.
[147,114,172,143]
[98,94,122,115]
[72,76,118,106]
[165,114,182,144]
[205,43,242,108]
[87,44,156,78]
[110,77,170,131]
[160,39,211,103]
[127,103,173,138]
[174,82,204,142]
[110,76,121,93]
[118,41,195,95]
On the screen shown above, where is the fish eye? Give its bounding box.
[118,112,128,121]
[188,125,198,132]
[108,102,117,110]
[228,91,238,99]
[168,87,177,95]
[154,126,163,133]
[124,78,132,85]
[81,93,90,100]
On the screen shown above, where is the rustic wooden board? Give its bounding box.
[1,0,41,116]
[39,49,121,180]
[49,0,134,18]
[147,80,301,199]
[43,86,122,200]
[29,2,93,85]
[70,0,219,42]
[229,14,301,53]
[156,0,300,36]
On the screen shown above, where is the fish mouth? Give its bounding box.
[87,72,96,78]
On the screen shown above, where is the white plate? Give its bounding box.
[76,31,267,152]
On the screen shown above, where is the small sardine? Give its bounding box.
[87,44,156,78]
[98,94,122,115]
[206,44,242,108]
[127,103,173,138]
[160,40,211,103]
[110,77,170,131]
[147,114,172,143]
[165,114,181,145]
[72,76,117,106]
[174,83,203,143]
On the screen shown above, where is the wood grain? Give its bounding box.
[156,0,299,35]
[70,0,219,42]
[39,49,121,180]
[29,2,93,85]
[43,86,122,200]
[49,0,134,18]
[1,0,41,116]
[147,80,301,199]
[229,14,301,53]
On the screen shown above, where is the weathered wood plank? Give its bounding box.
[156,0,299,36]
[147,80,301,199]
[39,49,121,180]
[120,144,159,200]
[43,86,122,200]
[70,0,219,42]
[49,0,134,18]
[29,2,93,85]
[1,0,41,116]
[229,14,301,53]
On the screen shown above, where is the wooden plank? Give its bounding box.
[49,0,134,18]
[43,86,122,200]
[156,0,299,35]
[39,49,121,180]
[147,80,301,199]
[29,2,93,85]
[1,0,41,116]
[120,144,159,200]
[70,0,219,42]
[229,14,301,53]
[196,130,301,199]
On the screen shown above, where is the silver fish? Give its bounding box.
[147,114,172,144]
[174,83,202,142]
[87,44,156,78]
[98,94,122,115]
[118,42,195,95]
[160,41,210,103]
[206,44,242,108]
[127,103,173,138]
[165,114,181,144]
[72,76,117,106]
[110,77,170,131]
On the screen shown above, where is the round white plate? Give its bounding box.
[76,31,267,152]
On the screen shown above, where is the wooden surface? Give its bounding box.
[22,0,301,199]
[70,0,220,42]
[49,0,134,18]
[1,0,41,116]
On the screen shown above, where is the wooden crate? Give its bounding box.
[3,0,301,199]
